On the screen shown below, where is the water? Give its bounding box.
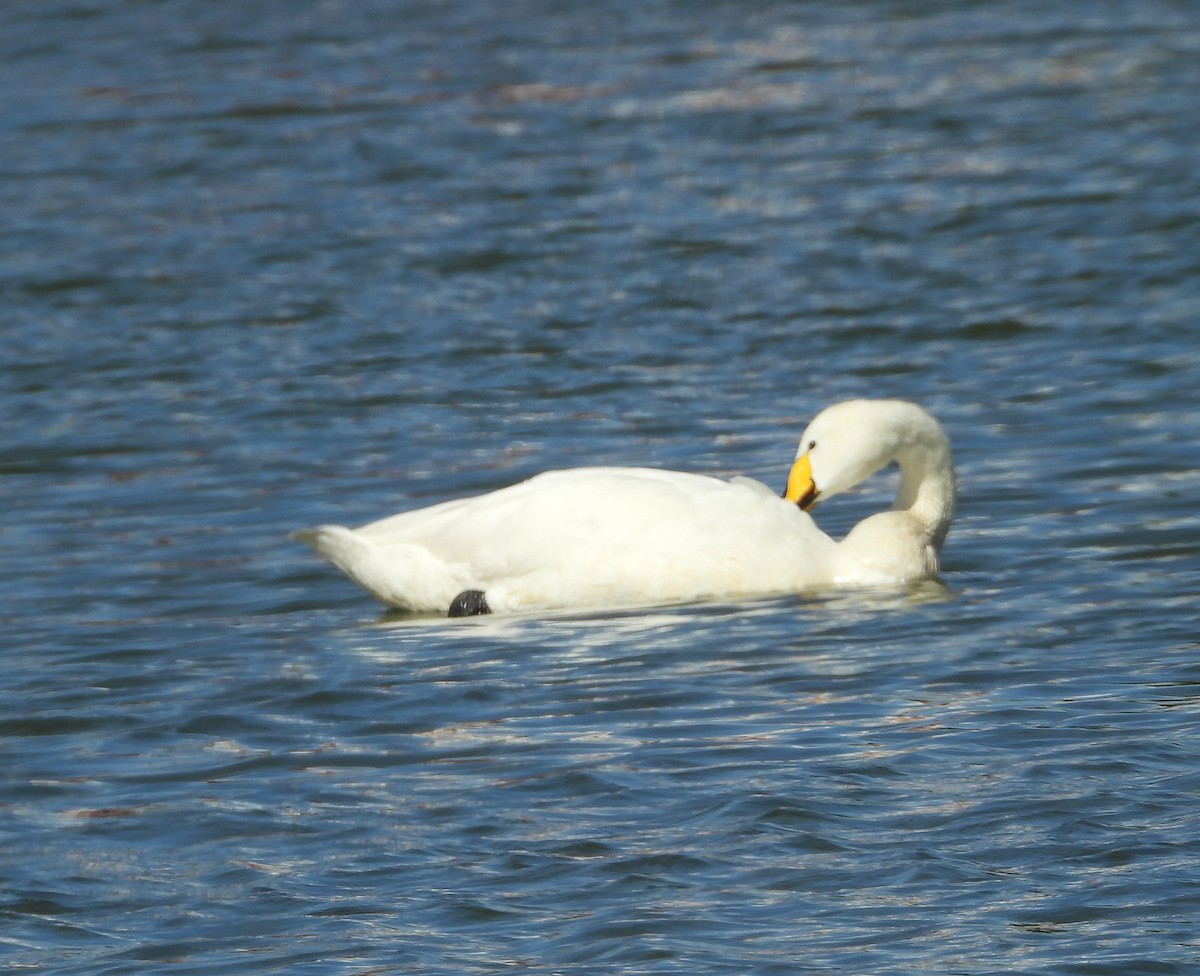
[2,1,1199,973]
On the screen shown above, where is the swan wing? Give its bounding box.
[347,468,833,612]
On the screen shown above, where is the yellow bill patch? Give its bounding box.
[784,453,820,510]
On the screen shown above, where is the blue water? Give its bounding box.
[3,1,1199,973]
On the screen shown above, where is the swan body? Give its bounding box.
[294,399,955,616]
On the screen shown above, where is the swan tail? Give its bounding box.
[291,524,464,613]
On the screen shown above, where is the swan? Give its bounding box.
[293,399,954,616]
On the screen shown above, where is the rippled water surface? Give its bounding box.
[3,1,1199,973]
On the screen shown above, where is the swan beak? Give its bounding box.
[784,453,820,511]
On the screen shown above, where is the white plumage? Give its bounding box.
[294,399,955,616]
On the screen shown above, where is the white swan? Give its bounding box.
[294,399,954,616]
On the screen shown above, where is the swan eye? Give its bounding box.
[807,440,817,451]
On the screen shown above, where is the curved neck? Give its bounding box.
[893,440,956,551]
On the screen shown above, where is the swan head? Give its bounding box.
[784,399,951,512]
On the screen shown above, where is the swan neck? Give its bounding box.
[893,444,955,550]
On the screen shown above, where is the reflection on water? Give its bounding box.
[371,579,956,632]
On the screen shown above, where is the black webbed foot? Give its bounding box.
[448,589,490,617]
